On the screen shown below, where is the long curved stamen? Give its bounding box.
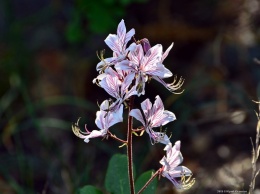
[72,118,90,138]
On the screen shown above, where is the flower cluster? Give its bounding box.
[72,19,194,191]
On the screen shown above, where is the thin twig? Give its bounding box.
[248,105,260,194]
[137,169,160,194]
[107,131,127,144]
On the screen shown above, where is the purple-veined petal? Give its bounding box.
[95,110,106,130]
[163,172,182,189]
[125,28,135,43]
[129,109,146,126]
[126,42,137,53]
[108,104,123,127]
[162,43,174,62]
[140,98,152,119]
[141,44,162,70]
[117,19,126,44]
[124,84,137,99]
[121,73,135,94]
[146,63,173,78]
[115,60,136,71]
[105,34,121,53]
[129,44,144,66]
[152,95,164,115]
[99,74,120,98]
[152,110,176,127]
[84,129,106,143]
[168,166,192,178]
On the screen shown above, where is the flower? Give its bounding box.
[159,141,195,190]
[99,68,137,111]
[72,101,123,143]
[129,95,175,144]
[115,43,174,96]
[96,19,136,72]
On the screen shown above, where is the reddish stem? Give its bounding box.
[127,96,135,194]
[107,131,127,144]
[137,169,160,194]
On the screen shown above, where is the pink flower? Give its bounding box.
[96,19,136,72]
[99,68,137,111]
[160,141,195,190]
[72,101,123,143]
[115,44,173,96]
[129,95,175,144]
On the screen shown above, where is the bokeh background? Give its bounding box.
[1,0,260,193]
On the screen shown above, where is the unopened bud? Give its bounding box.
[141,38,151,53]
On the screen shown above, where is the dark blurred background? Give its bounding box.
[1,0,260,193]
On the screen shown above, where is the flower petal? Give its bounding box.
[117,19,126,44]
[141,44,162,70]
[162,43,174,62]
[99,74,120,98]
[108,104,124,127]
[140,98,152,119]
[84,129,106,143]
[105,34,120,53]
[129,109,146,126]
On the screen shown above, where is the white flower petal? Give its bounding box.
[129,109,146,126]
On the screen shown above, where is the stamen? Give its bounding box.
[167,76,185,94]
[180,174,195,190]
[72,118,89,138]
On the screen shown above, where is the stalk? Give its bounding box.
[127,96,135,194]
[137,169,160,194]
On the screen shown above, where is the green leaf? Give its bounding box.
[105,154,130,194]
[78,185,103,194]
[135,170,158,194]
[66,11,84,43]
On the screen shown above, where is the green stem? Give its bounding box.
[127,96,135,194]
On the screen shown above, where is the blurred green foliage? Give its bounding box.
[66,0,147,43]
